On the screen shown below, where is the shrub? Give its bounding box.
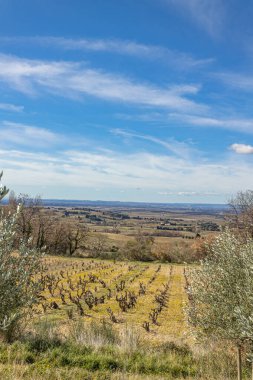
[0,174,43,342]
[122,233,155,262]
[187,229,253,379]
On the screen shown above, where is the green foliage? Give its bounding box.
[0,171,9,201]
[0,207,43,341]
[187,229,253,344]
[26,320,62,353]
[0,173,43,341]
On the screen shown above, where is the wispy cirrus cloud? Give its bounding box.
[112,128,195,159]
[0,36,215,71]
[116,111,253,134]
[216,71,253,92]
[0,54,206,113]
[0,121,61,148]
[165,0,226,37]
[176,114,253,134]
[0,102,24,112]
[230,143,253,154]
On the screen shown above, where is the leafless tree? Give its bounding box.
[228,190,253,240]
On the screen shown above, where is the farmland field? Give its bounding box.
[2,256,240,380]
[34,202,227,344]
[38,257,189,345]
[1,203,238,380]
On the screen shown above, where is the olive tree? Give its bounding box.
[0,171,9,201]
[187,229,253,380]
[0,174,43,341]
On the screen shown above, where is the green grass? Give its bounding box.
[0,318,251,379]
[0,337,195,379]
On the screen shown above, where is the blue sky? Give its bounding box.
[0,0,253,203]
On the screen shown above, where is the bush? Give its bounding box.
[0,175,43,342]
[154,240,198,263]
[122,233,155,262]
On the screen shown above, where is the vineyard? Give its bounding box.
[37,257,189,344]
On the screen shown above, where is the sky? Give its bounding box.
[0,0,253,203]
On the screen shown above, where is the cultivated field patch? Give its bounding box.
[37,257,189,344]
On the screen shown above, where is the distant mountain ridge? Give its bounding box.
[40,199,228,213]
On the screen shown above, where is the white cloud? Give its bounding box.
[165,0,226,37]
[0,54,205,113]
[0,54,77,95]
[230,143,253,154]
[0,103,24,112]
[1,145,253,201]
[116,112,253,134]
[0,121,60,147]
[158,191,220,197]
[0,36,214,70]
[112,128,195,159]
[216,72,253,92]
[169,114,253,134]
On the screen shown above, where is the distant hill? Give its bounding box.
[40,199,228,214]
